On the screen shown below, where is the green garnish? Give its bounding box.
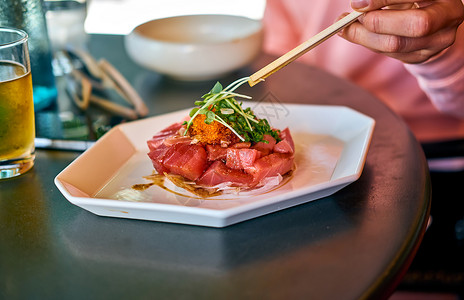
[183,77,280,143]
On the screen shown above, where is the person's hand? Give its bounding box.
[339,0,464,63]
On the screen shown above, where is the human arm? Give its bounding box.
[340,0,464,118]
[341,0,464,64]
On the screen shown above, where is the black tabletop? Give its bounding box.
[0,34,431,300]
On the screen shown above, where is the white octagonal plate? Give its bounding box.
[55,103,375,227]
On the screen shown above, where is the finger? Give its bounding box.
[352,0,435,11]
[359,1,464,37]
[412,1,435,9]
[351,0,417,11]
[385,50,437,64]
[341,19,456,53]
[339,21,457,62]
[384,3,416,9]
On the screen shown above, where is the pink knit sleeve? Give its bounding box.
[404,24,464,119]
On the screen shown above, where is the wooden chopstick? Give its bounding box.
[89,94,139,120]
[65,48,149,118]
[248,10,364,87]
[98,59,149,117]
[67,69,92,110]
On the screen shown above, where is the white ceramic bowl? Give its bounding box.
[124,14,263,81]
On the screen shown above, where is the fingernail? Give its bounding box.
[351,0,369,9]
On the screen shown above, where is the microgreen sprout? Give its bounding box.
[183,77,280,143]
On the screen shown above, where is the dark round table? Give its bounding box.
[0,35,430,300]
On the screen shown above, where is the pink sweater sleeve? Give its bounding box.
[404,24,464,119]
[262,0,464,142]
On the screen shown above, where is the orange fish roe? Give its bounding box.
[188,114,239,145]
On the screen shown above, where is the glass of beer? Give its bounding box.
[0,27,35,179]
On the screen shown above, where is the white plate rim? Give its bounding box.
[54,103,375,227]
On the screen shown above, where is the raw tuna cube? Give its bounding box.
[147,122,183,151]
[197,161,253,187]
[206,144,228,161]
[248,153,294,184]
[163,135,192,147]
[279,128,295,151]
[226,148,261,170]
[273,128,295,154]
[159,122,184,135]
[273,140,294,154]
[147,138,163,152]
[252,134,276,156]
[147,143,170,174]
[163,143,207,181]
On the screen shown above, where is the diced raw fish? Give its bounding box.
[273,127,295,154]
[147,143,170,174]
[206,144,228,161]
[252,134,276,156]
[158,122,184,135]
[226,148,260,170]
[197,161,253,187]
[273,140,294,154]
[147,122,184,151]
[278,128,295,151]
[163,135,192,146]
[147,137,163,152]
[163,143,207,181]
[146,121,295,190]
[247,153,294,184]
